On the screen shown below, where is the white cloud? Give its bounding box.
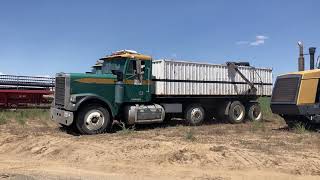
[236,35,269,46]
[236,41,249,45]
[250,35,268,46]
[0,72,3,75]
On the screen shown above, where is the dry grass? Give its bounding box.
[0,109,50,126]
[259,97,283,122]
[185,128,197,141]
[249,120,266,132]
[116,121,136,135]
[293,122,307,134]
[0,103,320,179]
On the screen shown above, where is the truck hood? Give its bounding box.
[69,73,117,84]
[70,73,116,86]
[68,73,117,96]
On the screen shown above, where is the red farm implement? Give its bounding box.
[0,75,55,108]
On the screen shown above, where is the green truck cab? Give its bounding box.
[51,51,159,134]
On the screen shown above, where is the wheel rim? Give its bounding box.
[233,105,244,121]
[84,110,105,131]
[252,106,262,120]
[190,108,203,123]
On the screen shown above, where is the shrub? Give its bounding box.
[293,122,307,134]
[185,128,196,141]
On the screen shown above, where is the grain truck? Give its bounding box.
[51,50,272,134]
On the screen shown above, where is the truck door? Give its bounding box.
[124,59,149,102]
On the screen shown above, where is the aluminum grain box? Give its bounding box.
[152,59,272,96]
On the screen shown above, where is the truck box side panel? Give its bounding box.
[152,60,272,96]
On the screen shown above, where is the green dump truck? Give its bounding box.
[51,50,272,134]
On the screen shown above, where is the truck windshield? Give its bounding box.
[102,59,126,74]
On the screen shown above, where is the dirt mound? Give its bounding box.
[167,148,209,164]
[0,118,320,179]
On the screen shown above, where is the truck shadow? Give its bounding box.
[112,118,227,133]
[272,125,320,133]
[58,126,81,136]
[58,118,233,136]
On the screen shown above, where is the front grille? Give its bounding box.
[271,76,300,103]
[55,76,66,106]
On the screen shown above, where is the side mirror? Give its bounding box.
[111,70,124,82]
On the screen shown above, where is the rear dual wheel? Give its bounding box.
[217,101,262,123]
[246,103,262,122]
[227,101,246,124]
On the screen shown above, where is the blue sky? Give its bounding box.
[0,0,319,78]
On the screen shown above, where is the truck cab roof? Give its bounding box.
[100,50,152,61]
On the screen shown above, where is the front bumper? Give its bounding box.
[50,107,74,126]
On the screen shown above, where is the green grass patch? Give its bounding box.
[258,97,273,118]
[185,128,196,141]
[293,122,307,134]
[117,122,136,135]
[258,97,283,122]
[0,109,50,126]
[0,114,7,125]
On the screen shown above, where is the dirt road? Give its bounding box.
[0,117,320,180]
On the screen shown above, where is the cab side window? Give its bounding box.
[127,60,137,75]
[126,60,146,85]
[141,61,145,75]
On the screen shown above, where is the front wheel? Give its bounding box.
[76,104,111,135]
[185,104,206,126]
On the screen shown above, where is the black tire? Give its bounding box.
[76,104,111,135]
[246,103,263,122]
[185,104,206,126]
[227,101,245,124]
